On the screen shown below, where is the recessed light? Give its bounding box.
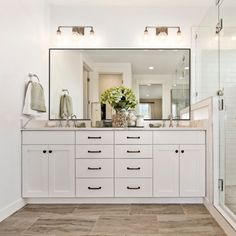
[232,36,236,41]
[146,94,150,97]
[184,66,189,70]
[147,84,151,86]
[148,66,154,70]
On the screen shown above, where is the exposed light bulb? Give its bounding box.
[72,31,79,40]
[215,32,219,41]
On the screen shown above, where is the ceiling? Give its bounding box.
[48,0,214,7]
[82,49,189,75]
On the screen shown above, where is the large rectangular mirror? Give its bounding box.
[49,49,190,120]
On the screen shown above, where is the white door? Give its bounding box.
[153,145,179,197]
[22,145,49,197]
[48,145,75,197]
[180,145,205,197]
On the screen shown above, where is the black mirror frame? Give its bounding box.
[48,48,191,121]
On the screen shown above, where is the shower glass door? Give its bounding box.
[218,0,236,222]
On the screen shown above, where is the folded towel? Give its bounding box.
[59,94,73,118]
[22,82,39,116]
[31,82,46,112]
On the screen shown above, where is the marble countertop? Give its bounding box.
[22,127,207,131]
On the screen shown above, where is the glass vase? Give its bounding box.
[112,109,128,127]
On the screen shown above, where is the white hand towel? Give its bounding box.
[22,82,39,116]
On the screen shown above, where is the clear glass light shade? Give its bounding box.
[177,30,182,41]
[158,32,168,41]
[90,29,95,36]
[144,29,148,40]
[56,29,62,40]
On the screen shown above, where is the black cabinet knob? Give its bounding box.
[181,150,184,153]
[49,150,52,154]
[43,150,47,153]
[175,150,179,153]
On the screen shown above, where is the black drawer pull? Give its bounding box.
[127,167,141,170]
[88,167,102,170]
[127,136,140,139]
[127,186,141,190]
[175,150,179,153]
[88,150,101,153]
[49,150,52,154]
[127,150,140,153]
[43,150,47,153]
[88,186,102,190]
[88,136,101,139]
[181,150,185,153]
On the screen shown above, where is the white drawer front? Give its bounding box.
[153,131,205,145]
[115,159,152,178]
[115,131,152,144]
[76,179,114,197]
[76,145,113,159]
[115,145,152,159]
[22,131,75,145]
[76,159,113,178]
[76,131,113,144]
[115,178,152,197]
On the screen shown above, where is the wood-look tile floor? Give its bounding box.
[0,204,226,236]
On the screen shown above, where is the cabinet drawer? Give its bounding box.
[115,178,152,197]
[115,131,152,144]
[115,159,152,178]
[76,145,113,159]
[22,131,75,145]
[76,131,113,144]
[115,145,152,158]
[76,159,113,178]
[76,179,113,197]
[153,131,205,145]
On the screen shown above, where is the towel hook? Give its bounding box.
[28,73,40,82]
[62,89,69,95]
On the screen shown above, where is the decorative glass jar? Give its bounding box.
[127,109,137,127]
[136,115,144,127]
[112,109,128,127]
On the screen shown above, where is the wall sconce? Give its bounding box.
[144,26,182,40]
[56,25,95,39]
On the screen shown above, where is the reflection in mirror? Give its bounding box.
[138,84,162,119]
[49,49,190,120]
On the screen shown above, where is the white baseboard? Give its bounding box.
[0,198,26,222]
[25,197,203,204]
[203,198,236,236]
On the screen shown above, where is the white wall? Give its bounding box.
[49,5,209,48]
[0,0,49,220]
[50,51,84,119]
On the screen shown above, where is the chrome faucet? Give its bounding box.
[71,114,77,127]
[168,113,173,128]
[65,116,70,127]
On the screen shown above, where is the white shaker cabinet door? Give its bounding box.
[180,145,205,197]
[22,145,49,197]
[48,145,75,197]
[153,145,179,197]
